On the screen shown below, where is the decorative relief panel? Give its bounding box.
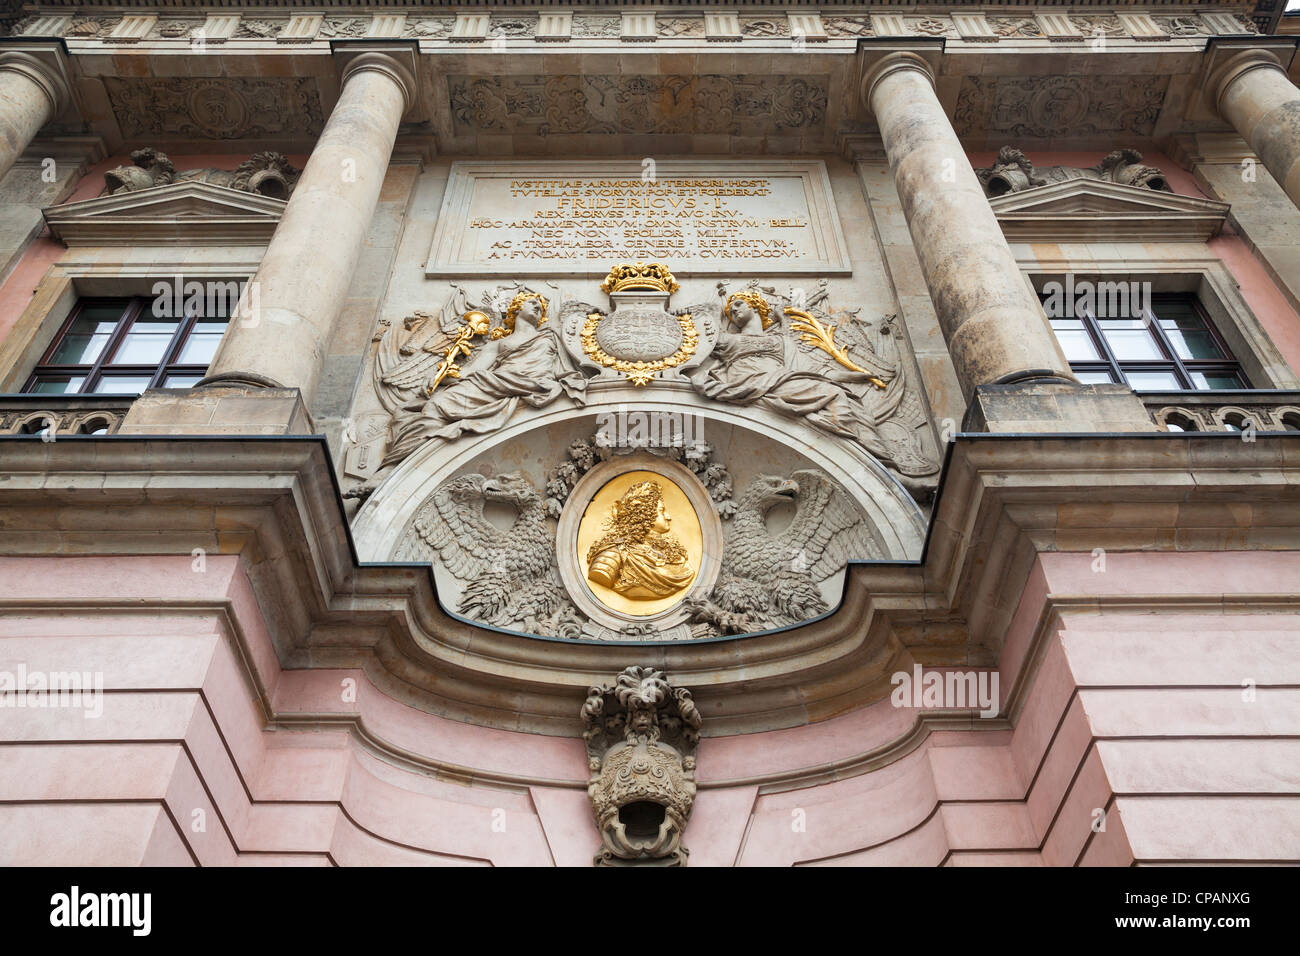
[739,16,790,38]
[67,16,122,37]
[104,77,324,140]
[955,75,1169,140]
[657,16,705,39]
[447,74,827,136]
[906,16,959,37]
[402,17,454,38]
[988,16,1043,38]
[488,14,538,38]
[351,263,934,640]
[231,19,285,40]
[317,17,368,39]
[821,16,874,38]
[571,15,621,38]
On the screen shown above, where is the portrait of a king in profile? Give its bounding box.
[585,480,695,601]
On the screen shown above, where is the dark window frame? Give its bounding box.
[1047,292,1249,391]
[23,295,225,395]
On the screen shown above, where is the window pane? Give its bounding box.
[29,375,87,394]
[1098,319,1163,360]
[1072,369,1116,384]
[175,319,229,365]
[109,315,180,365]
[48,305,124,365]
[1050,320,1100,361]
[162,373,202,388]
[1189,371,1246,390]
[1124,370,1182,391]
[1159,310,1225,360]
[91,374,152,394]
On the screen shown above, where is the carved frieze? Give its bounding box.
[67,17,122,37]
[18,10,1249,44]
[955,75,1169,140]
[448,74,828,136]
[104,77,324,140]
[583,667,700,867]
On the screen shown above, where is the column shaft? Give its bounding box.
[201,58,410,407]
[1213,52,1300,209]
[863,54,1072,401]
[0,54,65,182]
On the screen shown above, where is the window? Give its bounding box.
[23,296,230,395]
[1043,293,1249,391]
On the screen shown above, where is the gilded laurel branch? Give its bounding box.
[785,308,886,389]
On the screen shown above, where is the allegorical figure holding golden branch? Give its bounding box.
[586,481,695,600]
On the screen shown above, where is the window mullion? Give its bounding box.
[82,298,140,394]
[1082,310,1124,384]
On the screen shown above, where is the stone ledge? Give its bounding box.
[0,433,1295,736]
[119,386,315,435]
[964,382,1160,433]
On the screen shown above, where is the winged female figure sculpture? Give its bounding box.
[689,287,936,480]
[348,289,588,500]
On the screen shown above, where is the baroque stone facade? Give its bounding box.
[0,0,1298,877]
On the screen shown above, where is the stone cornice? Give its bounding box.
[988,178,1231,241]
[0,431,1295,738]
[43,179,286,245]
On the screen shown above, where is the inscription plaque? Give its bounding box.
[426,160,851,277]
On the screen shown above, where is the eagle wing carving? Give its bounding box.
[397,472,581,636]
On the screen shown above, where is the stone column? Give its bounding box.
[199,51,414,408]
[861,53,1073,402]
[1210,48,1300,210]
[0,50,71,183]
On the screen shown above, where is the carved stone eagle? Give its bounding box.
[686,470,878,636]
[397,472,582,637]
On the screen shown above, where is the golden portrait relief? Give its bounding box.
[578,472,702,617]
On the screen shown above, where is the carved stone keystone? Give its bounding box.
[582,666,701,866]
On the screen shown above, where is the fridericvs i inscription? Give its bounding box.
[426,160,851,277]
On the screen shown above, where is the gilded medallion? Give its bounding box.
[577,471,702,617]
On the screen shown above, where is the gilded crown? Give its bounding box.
[600,262,680,295]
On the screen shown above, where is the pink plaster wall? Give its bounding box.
[1,551,1297,866]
